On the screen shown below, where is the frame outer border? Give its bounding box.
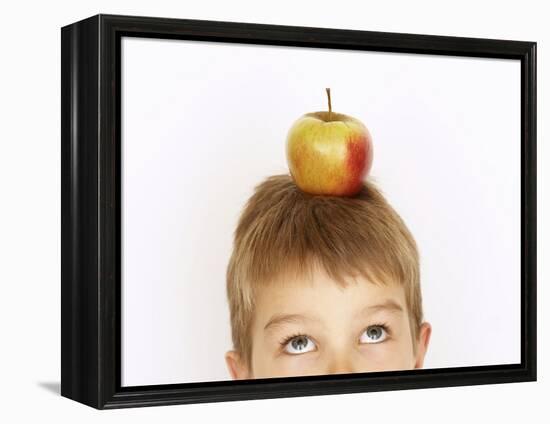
[61,14,537,410]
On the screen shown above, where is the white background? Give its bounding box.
[0,0,547,422]
[122,37,521,386]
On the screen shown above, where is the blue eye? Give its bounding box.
[359,325,388,344]
[283,335,317,354]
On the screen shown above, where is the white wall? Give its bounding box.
[0,0,547,422]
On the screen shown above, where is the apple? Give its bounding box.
[286,88,373,197]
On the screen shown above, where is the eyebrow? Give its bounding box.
[263,300,404,333]
[263,313,321,332]
[356,299,404,317]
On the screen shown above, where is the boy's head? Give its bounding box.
[225,174,431,379]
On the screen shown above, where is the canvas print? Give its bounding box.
[120,36,521,386]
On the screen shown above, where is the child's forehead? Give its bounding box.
[264,262,397,289]
[257,269,405,303]
[253,275,409,334]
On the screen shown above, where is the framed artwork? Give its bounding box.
[61,13,537,409]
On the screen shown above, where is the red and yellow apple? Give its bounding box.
[286,88,373,197]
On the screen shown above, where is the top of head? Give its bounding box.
[226,174,423,364]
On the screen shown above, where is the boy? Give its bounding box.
[225,174,431,379]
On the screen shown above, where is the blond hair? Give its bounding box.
[226,174,422,368]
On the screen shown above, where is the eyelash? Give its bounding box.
[279,332,308,348]
[369,322,392,338]
[278,323,392,349]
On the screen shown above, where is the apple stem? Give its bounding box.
[326,88,332,121]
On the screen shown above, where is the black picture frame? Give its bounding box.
[61,13,537,410]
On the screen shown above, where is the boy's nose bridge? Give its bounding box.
[328,359,355,375]
[326,348,357,375]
